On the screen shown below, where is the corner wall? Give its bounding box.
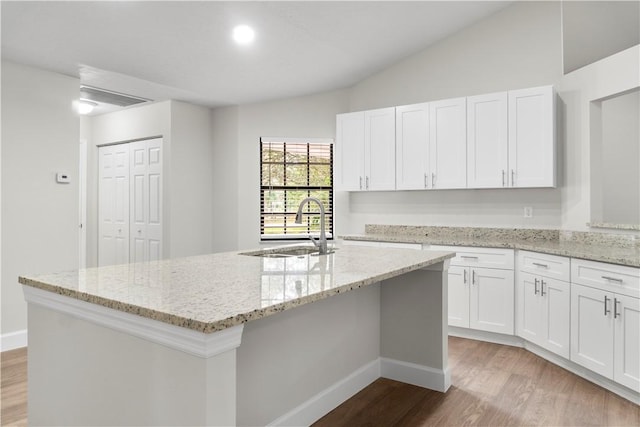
[1,61,80,341]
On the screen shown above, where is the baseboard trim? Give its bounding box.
[0,329,28,352]
[267,358,380,426]
[381,357,450,392]
[448,326,524,348]
[523,341,640,405]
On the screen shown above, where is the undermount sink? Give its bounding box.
[240,246,336,258]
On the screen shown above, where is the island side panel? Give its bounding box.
[236,283,381,427]
[27,304,236,426]
[380,261,450,392]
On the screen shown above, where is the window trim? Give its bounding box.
[260,137,334,242]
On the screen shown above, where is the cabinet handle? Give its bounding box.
[366,176,369,190]
[472,270,476,285]
[502,170,506,187]
[532,262,548,268]
[511,169,515,186]
[534,278,539,295]
[432,172,435,187]
[461,255,479,259]
[541,279,546,296]
[614,298,621,319]
[602,275,623,283]
[604,295,611,316]
[463,269,467,284]
[359,176,363,190]
[424,173,428,189]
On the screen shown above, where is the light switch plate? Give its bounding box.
[524,206,533,218]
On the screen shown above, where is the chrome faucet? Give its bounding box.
[295,197,328,254]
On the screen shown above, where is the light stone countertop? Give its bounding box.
[341,233,640,268]
[19,244,454,334]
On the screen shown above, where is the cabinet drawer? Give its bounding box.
[571,259,639,298]
[518,250,570,282]
[428,245,514,269]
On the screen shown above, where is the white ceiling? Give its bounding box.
[2,1,512,111]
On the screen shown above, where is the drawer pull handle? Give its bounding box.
[541,279,546,296]
[602,276,623,283]
[614,298,621,319]
[532,262,548,268]
[534,278,539,295]
[604,295,611,316]
[461,256,479,259]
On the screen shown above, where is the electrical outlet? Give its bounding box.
[524,207,533,218]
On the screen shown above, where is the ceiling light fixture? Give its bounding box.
[233,25,255,45]
[76,99,98,115]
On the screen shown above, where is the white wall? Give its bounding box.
[212,89,350,251]
[169,101,214,258]
[599,90,639,225]
[210,106,240,253]
[559,45,640,231]
[1,61,80,338]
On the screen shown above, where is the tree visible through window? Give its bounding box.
[260,137,333,240]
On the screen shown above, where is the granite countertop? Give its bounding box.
[19,244,454,334]
[341,230,640,268]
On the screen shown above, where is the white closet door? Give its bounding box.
[129,138,163,263]
[98,145,130,267]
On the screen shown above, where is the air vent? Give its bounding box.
[79,85,151,107]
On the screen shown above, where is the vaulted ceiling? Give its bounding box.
[1,1,513,109]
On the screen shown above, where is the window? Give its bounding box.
[260,137,333,241]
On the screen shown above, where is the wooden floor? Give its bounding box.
[1,347,27,426]
[1,338,638,426]
[314,337,639,426]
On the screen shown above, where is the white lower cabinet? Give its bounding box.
[571,258,640,393]
[517,251,570,358]
[469,267,514,334]
[447,266,469,328]
[430,245,515,334]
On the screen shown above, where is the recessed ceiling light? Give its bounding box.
[233,25,255,45]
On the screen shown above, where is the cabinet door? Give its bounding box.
[396,103,430,190]
[335,112,365,191]
[517,272,543,345]
[429,98,467,189]
[571,284,614,378]
[448,266,469,328]
[541,277,570,359]
[470,267,514,334]
[508,86,555,188]
[614,294,640,391]
[364,107,396,191]
[467,92,508,188]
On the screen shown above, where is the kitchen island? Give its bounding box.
[20,244,453,426]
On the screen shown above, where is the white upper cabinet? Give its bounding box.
[467,92,508,188]
[396,102,430,190]
[336,85,555,192]
[335,111,365,191]
[365,107,396,191]
[336,108,395,191]
[429,97,467,189]
[508,85,556,188]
